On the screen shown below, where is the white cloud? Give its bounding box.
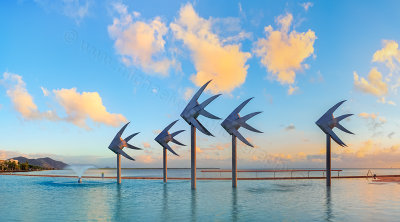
[254,13,316,88]
[35,0,92,24]
[108,2,176,75]
[300,2,313,11]
[287,85,299,95]
[62,0,91,22]
[183,87,194,101]
[377,97,396,106]
[153,129,162,135]
[41,87,50,96]
[358,112,386,132]
[170,3,251,93]
[133,11,140,18]
[221,31,252,44]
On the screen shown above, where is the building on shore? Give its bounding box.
[0,160,5,171]
[0,159,20,171]
[8,159,19,165]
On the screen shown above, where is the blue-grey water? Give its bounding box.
[1,169,400,221]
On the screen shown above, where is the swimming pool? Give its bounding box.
[1,174,399,221]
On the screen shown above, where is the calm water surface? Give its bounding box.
[13,168,400,178]
[1,173,400,221]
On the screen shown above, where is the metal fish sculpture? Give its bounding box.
[221,97,263,147]
[108,122,142,161]
[180,80,221,136]
[155,120,185,156]
[315,100,354,147]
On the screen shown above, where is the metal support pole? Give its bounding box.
[191,125,196,189]
[163,148,167,183]
[117,153,121,184]
[232,135,237,188]
[326,134,331,186]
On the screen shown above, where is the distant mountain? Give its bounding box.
[10,157,68,170]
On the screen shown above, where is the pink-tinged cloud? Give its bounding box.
[137,154,158,164]
[372,40,400,70]
[307,140,400,168]
[108,3,176,75]
[254,13,316,90]
[142,142,151,148]
[2,72,58,121]
[170,3,251,93]
[53,88,127,129]
[354,68,388,96]
[354,40,400,104]
[1,72,126,129]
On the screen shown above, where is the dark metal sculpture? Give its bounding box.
[221,97,262,187]
[315,100,354,186]
[155,120,185,183]
[181,80,221,189]
[108,122,142,184]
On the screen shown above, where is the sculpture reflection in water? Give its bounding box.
[325,187,333,222]
[191,189,197,220]
[231,189,238,221]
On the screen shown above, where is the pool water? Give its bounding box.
[1,175,399,221]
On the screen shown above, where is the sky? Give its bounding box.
[1,0,400,168]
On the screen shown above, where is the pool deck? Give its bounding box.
[2,173,400,181]
[373,176,400,182]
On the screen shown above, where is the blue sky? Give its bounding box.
[1,0,400,168]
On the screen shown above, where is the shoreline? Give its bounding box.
[3,173,400,181]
